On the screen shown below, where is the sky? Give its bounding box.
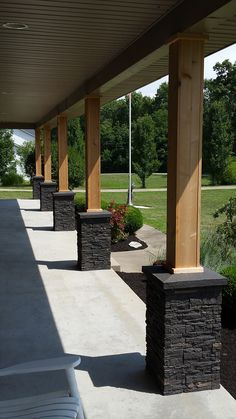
[137,43,236,97]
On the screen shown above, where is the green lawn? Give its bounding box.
[0,191,32,199]
[99,189,236,233]
[77,173,212,189]
[0,185,31,190]
[0,188,235,235]
[100,173,168,189]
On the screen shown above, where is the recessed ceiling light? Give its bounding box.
[1,91,14,95]
[2,22,29,30]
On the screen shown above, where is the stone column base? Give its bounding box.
[143,265,227,395]
[53,191,75,231]
[40,181,57,211]
[77,211,111,271]
[32,175,44,199]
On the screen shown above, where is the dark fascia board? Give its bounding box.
[36,0,231,127]
[0,122,36,129]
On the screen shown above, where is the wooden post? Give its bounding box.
[43,125,52,182]
[35,128,42,176]
[85,97,101,211]
[166,34,205,273]
[57,114,68,192]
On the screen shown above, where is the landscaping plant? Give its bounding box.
[1,171,24,186]
[221,266,236,310]
[213,197,236,250]
[107,201,128,243]
[124,205,143,234]
[201,197,236,311]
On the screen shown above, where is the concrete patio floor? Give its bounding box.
[0,198,235,418]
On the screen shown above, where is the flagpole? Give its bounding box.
[128,92,132,206]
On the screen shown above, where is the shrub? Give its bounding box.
[74,197,142,243]
[213,197,236,249]
[74,195,108,212]
[223,157,236,185]
[107,201,128,243]
[74,195,86,212]
[201,229,236,271]
[221,266,236,305]
[124,205,143,234]
[201,197,236,275]
[1,172,24,186]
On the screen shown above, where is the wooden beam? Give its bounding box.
[57,115,68,192]
[35,128,42,176]
[43,125,52,182]
[85,97,101,211]
[166,35,205,273]
[0,122,36,129]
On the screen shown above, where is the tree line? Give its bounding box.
[0,59,235,187]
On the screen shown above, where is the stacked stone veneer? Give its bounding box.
[53,191,75,231]
[40,182,57,211]
[32,175,44,199]
[143,266,227,395]
[77,211,111,271]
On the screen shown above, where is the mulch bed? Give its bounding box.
[111,234,148,252]
[118,271,236,399]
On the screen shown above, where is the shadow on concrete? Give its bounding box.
[79,353,160,394]
[37,260,78,270]
[0,199,67,400]
[27,226,53,231]
[21,208,40,212]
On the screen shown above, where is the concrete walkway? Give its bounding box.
[0,199,235,418]
[112,224,166,272]
[75,185,236,192]
[0,185,235,193]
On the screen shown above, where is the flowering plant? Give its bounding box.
[107,201,128,243]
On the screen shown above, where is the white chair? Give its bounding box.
[0,355,85,419]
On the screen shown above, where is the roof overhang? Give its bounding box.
[0,0,235,129]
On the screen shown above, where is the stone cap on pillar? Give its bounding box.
[142,265,227,290]
[76,210,111,226]
[53,191,75,200]
[77,210,111,220]
[40,181,57,187]
[32,175,44,180]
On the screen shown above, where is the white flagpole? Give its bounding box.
[128,92,132,206]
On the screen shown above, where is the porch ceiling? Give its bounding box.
[0,0,235,128]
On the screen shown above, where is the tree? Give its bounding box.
[52,117,85,188]
[133,115,158,188]
[152,107,168,172]
[67,118,85,188]
[204,60,236,154]
[154,82,168,109]
[0,129,15,180]
[68,144,85,189]
[203,100,233,184]
[101,120,116,172]
[17,140,35,178]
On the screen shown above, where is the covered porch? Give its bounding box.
[0,0,236,413]
[0,198,235,418]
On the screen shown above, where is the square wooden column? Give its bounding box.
[32,128,44,199]
[53,115,75,229]
[43,125,52,182]
[166,34,205,273]
[77,97,111,270]
[57,114,69,192]
[35,128,42,176]
[40,124,57,210]
[85,97,101,211]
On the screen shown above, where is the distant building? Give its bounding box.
[13,129,35,177]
